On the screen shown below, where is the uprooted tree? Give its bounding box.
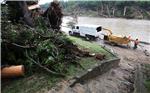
[43,1,63,30]
[1,1,83,76]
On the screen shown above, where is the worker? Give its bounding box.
[133,39,139,49]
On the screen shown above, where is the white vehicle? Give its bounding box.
[69,24,102,40]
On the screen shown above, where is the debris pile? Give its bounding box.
[1,1,80,76]
[1,1,106,77]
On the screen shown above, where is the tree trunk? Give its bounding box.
[7,1,34,27]
[112,8,116,17]
[107,5,111,17]
[123,6,127,16]
[100,3,104,15]
[18,1,34,27]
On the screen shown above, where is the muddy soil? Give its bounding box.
[46,41,150,93]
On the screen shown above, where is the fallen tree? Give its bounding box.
[1,1,82,76]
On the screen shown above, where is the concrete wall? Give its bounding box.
[70,58,120,87]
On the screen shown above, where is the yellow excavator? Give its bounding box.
[102,28,131,45]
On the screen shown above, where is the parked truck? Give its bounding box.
[69,24,131,46]
[69,24,102,40]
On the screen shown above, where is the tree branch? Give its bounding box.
[26,51,66,77]
[2,40,36,49]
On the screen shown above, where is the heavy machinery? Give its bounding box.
[102,28,131,45]
[69,24,131,45]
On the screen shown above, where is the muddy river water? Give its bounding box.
[50,16,150,93]
[62,16,150,53]
[78,17,150,43]
[62,16,150,43]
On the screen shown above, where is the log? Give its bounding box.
[1,65,25,78]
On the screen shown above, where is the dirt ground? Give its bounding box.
[46,41,150,93]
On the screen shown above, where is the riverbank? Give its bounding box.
[64,11,150,20]
[3,36,149,93]
[48,38,150,93]
[62,16,150,52]
[70,16,150,44]
[61,1,150,20]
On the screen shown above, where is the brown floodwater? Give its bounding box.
[62,16,150,51]
[78,17,150,43]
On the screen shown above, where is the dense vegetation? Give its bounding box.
[1,1,80,76]
[47,1,150,19]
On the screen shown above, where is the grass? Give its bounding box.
[2,36,115,93]
[2,71,61,93]
[144,80,150,92]
[66,36,116,77]
[68,36,114,59]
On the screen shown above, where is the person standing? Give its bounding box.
[134,39,139,49]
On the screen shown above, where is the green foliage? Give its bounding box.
[59,1,150,19]
[144,79,150,92]
[136,1,150,10]
[2,21,77,73]
[1,72,61,93]
[68,36,114,59]
[1,4,77,74]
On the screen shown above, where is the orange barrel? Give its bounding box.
[1,65,25,78]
